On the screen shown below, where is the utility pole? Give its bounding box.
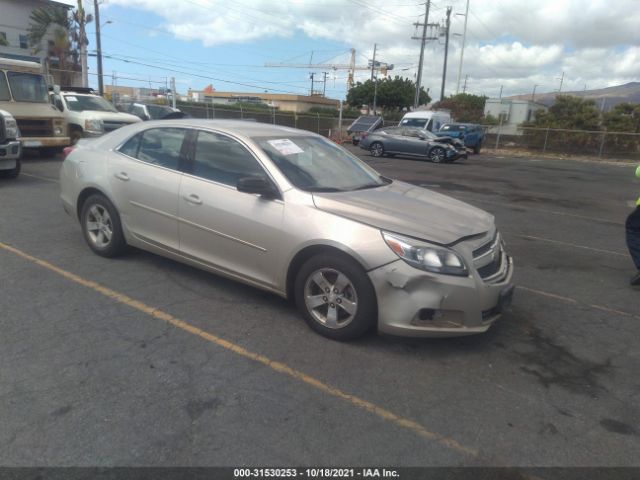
[440,6,452,101]
[455,0,470,94]
[498,84,503,99]
[370,43,378,115]
[94,0,104,95]
[309,72,315,95]
[531,84,539,102]
[322,71,328,97]
[558,71,564,92]
[462,74,468,93]
[370,43,377,81]
[171,77,176,108]
[412,0,431,108]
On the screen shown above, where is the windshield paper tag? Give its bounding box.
[65,96,78,101]
[267,139,304,155]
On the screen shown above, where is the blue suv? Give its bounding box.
[438,123,484,154]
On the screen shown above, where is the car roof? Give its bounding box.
[100,119,317,147]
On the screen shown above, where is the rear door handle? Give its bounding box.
[114,172,129,181]
[183,194,202,205]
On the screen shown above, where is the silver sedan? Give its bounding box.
[60,120,513,340]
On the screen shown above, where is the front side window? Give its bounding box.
[7,72,48,102]
[64,95,117,112]
[0,72,10,101]
[192,131,265,187]
[256,135,387,192]
[135,128,187,170]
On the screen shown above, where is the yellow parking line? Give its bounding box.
[519,286,640,320]
[0,241,478,458]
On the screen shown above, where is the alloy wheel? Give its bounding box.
[304,268,358,329]
[85,204,113,248]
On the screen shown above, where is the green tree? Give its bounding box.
[531,95,601,130]
[602,102,640,133]
[431,93,487,122]
[28,2,92,86]
[346,76,430,111]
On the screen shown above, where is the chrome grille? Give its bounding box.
[16,118,53,137]
[472,231,508,283]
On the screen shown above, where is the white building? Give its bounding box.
[484,99,548,135]
[0,0,75,82]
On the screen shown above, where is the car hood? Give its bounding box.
[312,180,493,245]
[77,111,141,123]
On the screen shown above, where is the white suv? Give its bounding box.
[51,89,141,144]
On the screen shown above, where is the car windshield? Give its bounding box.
[64,94,118,112]
[400,118,427,128]
[255,135,388,192]
[7,72,48,102]
[146,105,175,119]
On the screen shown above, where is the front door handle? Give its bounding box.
[183,194,202,205]
[114,172,129,181]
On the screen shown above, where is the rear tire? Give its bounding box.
[295,253,377,341]
[370,142,384,157]
[70,126,83,145]
[0,160,21,179]
[39,147,64,158]
[80,194,127,258]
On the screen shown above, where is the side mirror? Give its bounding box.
[237,176,279,199]
[55,99,64,111]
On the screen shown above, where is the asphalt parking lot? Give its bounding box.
[1,147,639,468]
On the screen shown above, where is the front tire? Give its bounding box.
[80,194,127,257]
[370,142,384,157]
[295,253,377,341]
[428,146,446,163]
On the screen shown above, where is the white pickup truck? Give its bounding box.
[0,109,22,179]
[51,88,141,144]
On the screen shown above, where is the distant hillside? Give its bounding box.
[505,82,640,111]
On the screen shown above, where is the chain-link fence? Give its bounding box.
[176,102,341,138]
[170,102,640,161]
[482,125,640,160]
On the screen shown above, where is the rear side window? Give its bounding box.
[118,133,140,158]
[192,130,265,187]
[131,128,187,170]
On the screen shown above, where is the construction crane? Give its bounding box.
[265,49,393,92]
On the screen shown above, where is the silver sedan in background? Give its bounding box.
[60,120,513,340]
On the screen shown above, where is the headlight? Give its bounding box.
[84,118,104,133]
[382,231,468,276]
[4,117,19,139]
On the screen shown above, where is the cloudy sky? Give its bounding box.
[77,0,640,101]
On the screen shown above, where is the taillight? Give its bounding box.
[62,146,75,159]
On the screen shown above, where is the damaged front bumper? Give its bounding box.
[369,256,514,337]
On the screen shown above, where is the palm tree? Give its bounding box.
[27,2,92,86]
